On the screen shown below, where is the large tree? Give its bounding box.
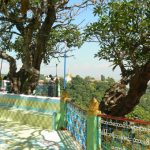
[85,0,150,116]
[0,0,91,94]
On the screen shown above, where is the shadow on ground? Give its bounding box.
[0,120,82,150]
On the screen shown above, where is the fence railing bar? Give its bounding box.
[97,114,150,125]
[67,101,87,114]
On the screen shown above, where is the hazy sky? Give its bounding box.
[40,2,121,81]
[0,1,121,81]
[40,42,121,81]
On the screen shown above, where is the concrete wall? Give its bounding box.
[0,93,60,129]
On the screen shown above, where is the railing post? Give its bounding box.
[53,90,69,130]
[87,97,101,150]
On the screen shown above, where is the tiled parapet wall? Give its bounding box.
[66,102,87,150]
[0,93,60,129]
[0,93,60,114]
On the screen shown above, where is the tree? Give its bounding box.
[0,0,91,94]
[85,0,150,116]
[60,75,115,109]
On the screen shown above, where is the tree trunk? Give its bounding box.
[16,68,39,94]
[9,2,56,94]
[100,62,150,116]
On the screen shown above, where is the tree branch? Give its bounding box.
[143,61,150,80]
[55,0,69,9]
[0,50,17,76]
[35,1,56,66]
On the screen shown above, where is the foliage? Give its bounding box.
[60,75,115,109]
[0,0,86,93]
[126,105,150,122]
[101,74,105,81]
[84,0,150,116]
[34,73,150,121]
[125,85,150,121]
[60,74,150,121]
[85,0,150,78]
[139,92,150,112]
[13,25,82,64]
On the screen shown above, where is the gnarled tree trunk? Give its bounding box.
[100,62,150,116]
[0,51,40,94]
[0,1,56,94]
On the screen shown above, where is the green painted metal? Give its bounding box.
[53,112,61,130]
[58,100,67,129]
[87,115,99,150]
[98,117,102,150]
[46,100,67,130]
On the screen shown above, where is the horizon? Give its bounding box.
[0,42,121,82]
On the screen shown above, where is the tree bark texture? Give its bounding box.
[0,2,57,94]
[100,62,150,116]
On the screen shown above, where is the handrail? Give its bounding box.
[97,114,150,125]
[67,102,150,125]
[67,101,87,113]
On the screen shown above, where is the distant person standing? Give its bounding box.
[55,77,60,97]
[48,75,55,97]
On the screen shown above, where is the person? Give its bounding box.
[55,77,60,97]
[48,75,55,97]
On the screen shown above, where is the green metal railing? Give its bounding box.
[97,114,150,150]
[0,93,149,150]
[64,100,150,150]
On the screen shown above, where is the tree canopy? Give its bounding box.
[0,0,93,93]
[0,0,149,117]
[60,75,150,121]
[85,0,150,116]
[86,0,150,76]
[60,75,115,108]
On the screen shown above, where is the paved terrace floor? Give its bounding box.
[0,120,82,150]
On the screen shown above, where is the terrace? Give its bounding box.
[0,93,149,150]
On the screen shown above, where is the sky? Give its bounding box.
[0,1,121,81]
[40,1,121,81]
[40,42,121,81]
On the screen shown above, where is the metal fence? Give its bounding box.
[98,114,150,150]
[65,101,150,150]
[1,88,149,150]
[66,102,87,150]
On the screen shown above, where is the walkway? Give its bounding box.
[0,120,82,150]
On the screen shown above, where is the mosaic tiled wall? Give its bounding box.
[66,102,87,150]
[0,93,60,129]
